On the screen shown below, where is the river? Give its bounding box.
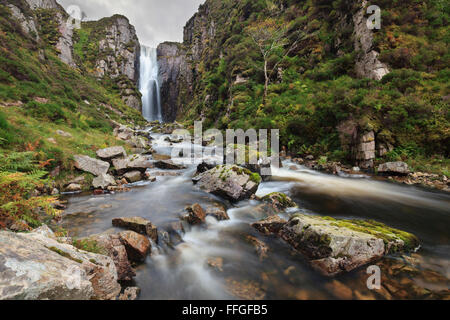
[62,130,450,300]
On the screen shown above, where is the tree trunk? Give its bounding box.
[263,60,268,104]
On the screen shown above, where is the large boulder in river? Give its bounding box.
[74,155,110,176]
[252,215,287,235]
[96,146,127,161]
[278,215,420,276]
[0,229,121,300]
[112,155,153,174]
[112,217,158,242]
[378,162,410,176]
[123,171,142,183]
[183,204,206,225]
[261,192,297,213]
[192,165,261,202]
[154,160,186,170]
[118,231,151,263]
[92,174,117,189]
[79,233,135,282]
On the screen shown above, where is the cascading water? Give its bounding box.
[139,45,162,122]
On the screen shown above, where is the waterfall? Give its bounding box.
[139,45,162,122]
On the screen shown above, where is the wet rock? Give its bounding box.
[81,233,135,281]
[152,154,172,161]
[92,174,117,189]
[279,215,420,276]
[152,171,182,177]
[123,171,142,183]
[225,278,266,300]
[207,257,224,272]
[118,231,151,263]
[205,203,229,221]
[378,162,410,176]
[251,216,288,235]
[261,192,297,213]
[96,146,127,161]
[193,165,261,202]
[154,160,186,170]
[196,161,216,174]
[74,155,110,176]
[184,204,206,225]
[118,287,140,300]
[0,229,121,300]
[112,155,153,174]
[246,235,269,261]
[112,217,158,242]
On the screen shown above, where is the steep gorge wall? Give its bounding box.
[4,0,142,111]
[76,15,142,111]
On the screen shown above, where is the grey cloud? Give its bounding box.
[57,0,204,47]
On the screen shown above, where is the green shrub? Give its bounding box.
[25,101,67,121]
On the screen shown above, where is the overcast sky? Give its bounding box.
[57,0,204,47]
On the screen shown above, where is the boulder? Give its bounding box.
[56,130,72,138]
[118,231,151,263]
[112,155,153,174]
[252,215,287,235]
[112,217,158,242]
[261,192,297,213]
[96,146,127,161]
[118,287,140,300]
[193,165,261,202]
[246,235,269,261]
[378,162,410,176]
[205,203,229,221]
[154,160,186,170]
[92,174,117,189]
[65,183,82,192]
[74,155,110,176]
[80,233,135,281]
[0,229,121,300]
[123,171,142,183]
[279,215,420,276]
[184,204,206,225]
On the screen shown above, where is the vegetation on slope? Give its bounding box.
[0,3,145,228]
[179,0,449,174]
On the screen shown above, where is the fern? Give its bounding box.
[0,151,37,172]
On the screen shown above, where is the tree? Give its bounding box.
[247,18,300,103]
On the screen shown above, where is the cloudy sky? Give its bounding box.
[57,0,204,47]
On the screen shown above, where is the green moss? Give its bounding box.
[262,192,296,207]
[329,218,420,252]
[72,238,104,254]
[48,246,83,264]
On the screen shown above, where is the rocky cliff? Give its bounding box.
[158,0,448,168]
[74,15,142,111]
[3,0,143,112]
[157,42,192,122]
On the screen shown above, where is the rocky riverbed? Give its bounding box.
[1,124,449,300]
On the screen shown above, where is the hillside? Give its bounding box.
[158,0,449,173]
[0,0,146,229]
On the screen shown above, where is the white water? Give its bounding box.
[139,46,162,122]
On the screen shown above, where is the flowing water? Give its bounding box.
[139,46,162,122]
[63,131,450,300]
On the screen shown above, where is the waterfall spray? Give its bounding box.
[139,45,162,122]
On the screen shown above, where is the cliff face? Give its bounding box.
[74,15,142,111]
[4,1,142,112]
[158,0,448,167]
[157,42,192,122]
